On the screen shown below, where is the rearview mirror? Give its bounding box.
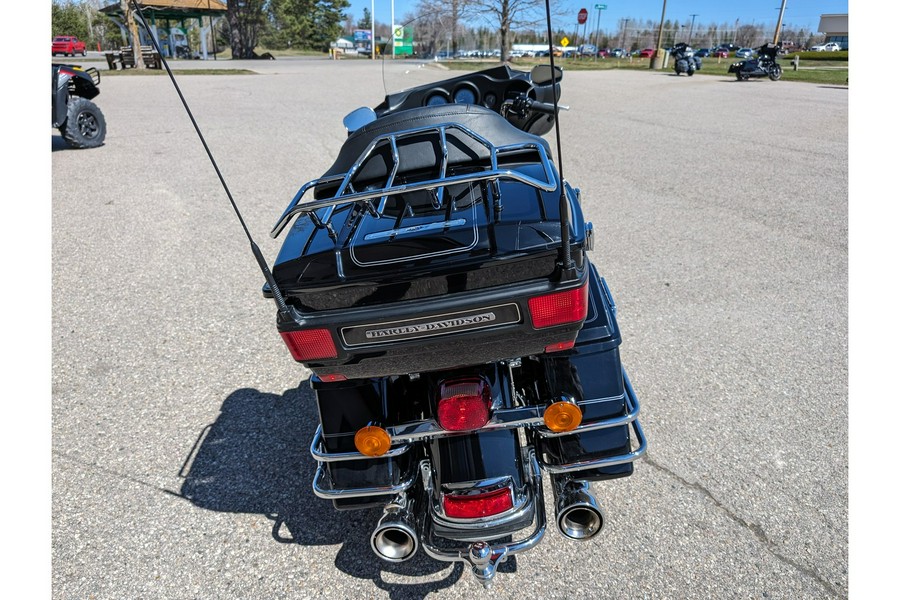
[343,106,377,134]
[531,64,563,86]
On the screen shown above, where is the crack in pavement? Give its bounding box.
[643,454,843,597]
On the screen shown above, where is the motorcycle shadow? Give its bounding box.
[177,384,465,596]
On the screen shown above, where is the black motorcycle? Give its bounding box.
[671,42,701,76]
[729,42,783,81]
[128,2,646,589]
[52,63,106,148]
[264,64,646,586]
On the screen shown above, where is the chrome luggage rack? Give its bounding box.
[270,121,559,239]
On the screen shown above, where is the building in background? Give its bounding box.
[818,14,848,50]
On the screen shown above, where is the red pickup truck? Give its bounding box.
[53,36,87,57]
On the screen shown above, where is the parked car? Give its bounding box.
[638,48,655,58]
[712,48,729,58]
[577,44,598,57]
[53,36,87,57]
[597,48,609,58]
[735,48,754,58]
[810,42,842,52]
[610,48,625,58]
[694,48,711,57]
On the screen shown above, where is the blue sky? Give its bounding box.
[348,0,849,34]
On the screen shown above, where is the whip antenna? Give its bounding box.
[129,0,292,318]
[542,0,575,274]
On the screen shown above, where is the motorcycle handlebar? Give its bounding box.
[528,100,558,115]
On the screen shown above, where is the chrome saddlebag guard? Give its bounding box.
[534,264,647,479]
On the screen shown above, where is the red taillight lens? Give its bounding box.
[279,329,338,361]
[443,488,514,519]
[528,283,589,329]
[437,378,491,431]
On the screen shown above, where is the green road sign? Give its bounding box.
[595,4,606,9]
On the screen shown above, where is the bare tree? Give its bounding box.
[466,0,545,62]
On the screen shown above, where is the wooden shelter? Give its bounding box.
[100,1,228,60]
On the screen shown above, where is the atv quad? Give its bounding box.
[52,64,106,148]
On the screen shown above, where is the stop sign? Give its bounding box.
[578,8,588,24]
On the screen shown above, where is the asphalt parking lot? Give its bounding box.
[50,57,848,599]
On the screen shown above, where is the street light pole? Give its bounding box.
[688,14,698,45]
[621,18,629,50]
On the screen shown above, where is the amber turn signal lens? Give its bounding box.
[543,401,583,433]
[354,425,392,456]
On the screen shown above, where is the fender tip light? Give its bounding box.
[354,425,392,457]
[543,400,583,433]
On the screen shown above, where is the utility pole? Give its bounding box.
[688,14,698,45]
[774,0,787,44]
[621,18,629,49]
[651,0,667,69]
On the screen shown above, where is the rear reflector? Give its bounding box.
[545,340,576,353]
[443,488,514,519]
[528,283,589,329]
[318,374,347,383]
[437,378,491,431]
[279,329,338,361]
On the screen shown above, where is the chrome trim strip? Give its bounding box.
[362,218,468,241]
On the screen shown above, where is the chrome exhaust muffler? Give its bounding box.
[552,477,605,541]
[371,495,420,562]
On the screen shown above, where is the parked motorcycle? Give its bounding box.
[265,64,646,586]
[729,42,783,81]
[129,2,646,589]
[671,42,701,76]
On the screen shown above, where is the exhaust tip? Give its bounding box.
[371,525,419,562]
[557,504,604,540]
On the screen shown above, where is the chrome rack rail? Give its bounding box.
[270,122,559,239]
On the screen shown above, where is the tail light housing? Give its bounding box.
[443,487,514,519]
[528,283,589,329]
[436,378,492,432]
[279,328,338,361]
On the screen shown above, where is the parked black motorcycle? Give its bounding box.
[671,42,701,76]
[129,2,646,589]
[729,42,783,81]
[264,64,646,586]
